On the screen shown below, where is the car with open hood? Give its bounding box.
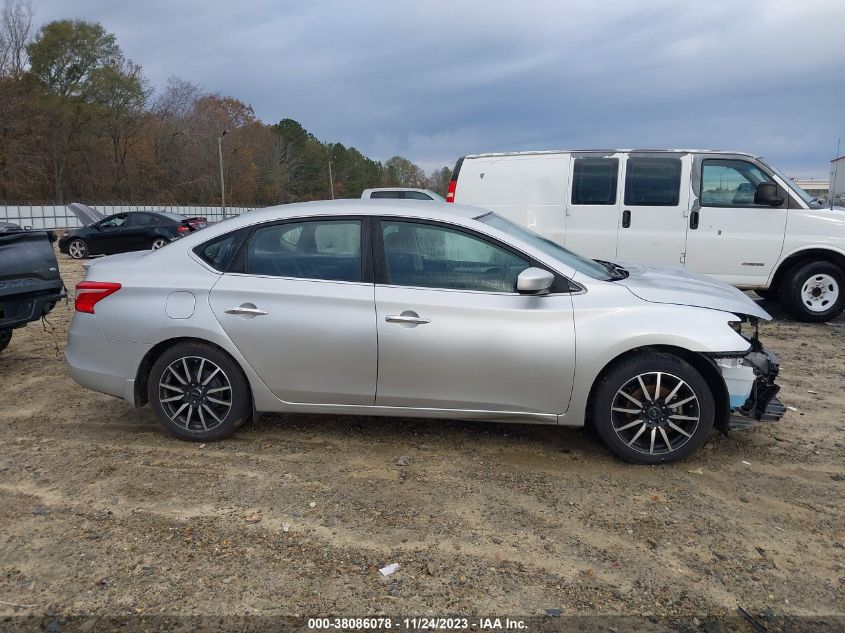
[64,200,784,463]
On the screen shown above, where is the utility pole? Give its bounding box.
[328,161,335,199]
[218,129,228,218]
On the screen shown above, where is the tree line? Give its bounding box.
[0,0,451,206]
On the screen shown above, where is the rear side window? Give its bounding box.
[370,191,403,199]
[245,220,362,282]
[571,158,618,205]
[624,158,682,206]
[194,229,247,271]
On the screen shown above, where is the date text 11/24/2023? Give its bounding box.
[307,617,528,630]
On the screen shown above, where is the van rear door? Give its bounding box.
[615,153,690,268]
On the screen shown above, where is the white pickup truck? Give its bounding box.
[448,149,845,322]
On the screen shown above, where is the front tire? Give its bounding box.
[148,342,251,441]
[68,238,88,259]
[591,352,715,464]
[779,260,844,323]
[0,330,11,353]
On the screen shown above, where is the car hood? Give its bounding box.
[613,261,771,320]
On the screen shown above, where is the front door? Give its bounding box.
[89,213,132,254]
[208,217,377,405]
[564,154,622,261]
[684,157,788,286]
[373,219,576,415]
[615,154,690,268]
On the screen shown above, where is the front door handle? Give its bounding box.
[385,312,430,326]
[225,304,268,316]
[622,210,631,228]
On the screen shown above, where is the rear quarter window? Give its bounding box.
[194,228,248,271]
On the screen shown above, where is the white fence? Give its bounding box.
[0,204,257,230]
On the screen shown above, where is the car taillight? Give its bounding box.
[75,281,121,314]
[177,225,190,234]
[446,179,457,203]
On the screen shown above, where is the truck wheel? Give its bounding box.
[148,342,251,442]
[68,238,88,259]
[0,330,11,353]
[779,261,844,323]
[591,352,715,464]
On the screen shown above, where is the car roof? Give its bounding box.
[464,149,760,159]
[218,199,484,227]
[363,187,436,193]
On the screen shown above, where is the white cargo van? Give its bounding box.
[447,149,845,322]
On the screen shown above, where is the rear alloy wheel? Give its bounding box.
[592,352,715,464]
[151,237,169,250]
[779,261,844,323]
[0,330,12,353]
[68,238,88,259]
[148,342,251,441]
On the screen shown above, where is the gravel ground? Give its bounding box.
[0,252,843,630]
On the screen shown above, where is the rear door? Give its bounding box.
[615,154,690,268]
[684,156,788,285]
[564,155,622,260]
[208,217,377,405]
[88,213,131,254]
[124,212,158,250]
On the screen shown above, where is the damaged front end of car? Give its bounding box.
[709,317,787,432]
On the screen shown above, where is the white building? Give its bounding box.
[831,155,845,205]
[792,178,829,202]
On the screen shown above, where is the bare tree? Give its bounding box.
[0,0,33,77]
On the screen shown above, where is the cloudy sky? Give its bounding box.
[35,0,845,177]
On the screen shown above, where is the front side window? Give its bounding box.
[700,159,776,207]
[624,157,682,206]
[100,214,128,228]
[245,220,362,282]
[571,158,618,205]
[380,221,529,292]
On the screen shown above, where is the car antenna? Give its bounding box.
[832,138,841,210]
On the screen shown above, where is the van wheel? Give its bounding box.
[148,342,251,441]
[779,261,844,323]
[591,352,715,464]
[0,330,11,353]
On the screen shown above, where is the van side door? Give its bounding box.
[615,153,690,268]
[684,156,788,285]
[564,155,622,261]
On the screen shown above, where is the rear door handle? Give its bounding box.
[622,210,631,228]
[689,210,700,230]
[225,305,268,316]
[385,313,430,326]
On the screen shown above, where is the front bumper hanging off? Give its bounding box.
[712,340,786,431]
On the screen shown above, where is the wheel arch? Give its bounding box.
[584,345,731,435]
[768,247,845,291]
[133,336,253,408]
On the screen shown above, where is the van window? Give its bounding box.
[700,159,776,207]
[571,158,618,205]
[624,158,682,206]
[370,191,403,199]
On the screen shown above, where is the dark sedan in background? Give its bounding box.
[58,211,206,259]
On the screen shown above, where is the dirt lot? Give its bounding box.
[1,253,843,629]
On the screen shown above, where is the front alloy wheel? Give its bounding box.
[68,238,88,259]
[148,342,251,441]
[592,352,714,464]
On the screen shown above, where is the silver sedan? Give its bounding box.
[65,200,784,463]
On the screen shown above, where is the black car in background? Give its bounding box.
[58,211,207,259]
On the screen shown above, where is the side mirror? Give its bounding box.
[754,182,783,206]
[517,267,554,294]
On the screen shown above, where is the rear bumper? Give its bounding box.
[0,288,64,330]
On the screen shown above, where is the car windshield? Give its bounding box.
[763,161,823,208]
[476,212,614,280]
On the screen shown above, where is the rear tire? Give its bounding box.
[778,260,844,323]
[151,237,168,250]
[148,342,251,441]
[68,238,88,259]
[591,352,715,464]
[0,330,11,353]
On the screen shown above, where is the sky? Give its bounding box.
[33,0,845,178]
